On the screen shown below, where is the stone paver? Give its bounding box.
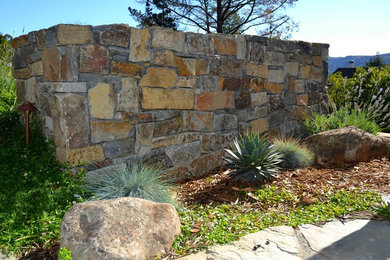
[300,220,390,260]
[180,219,390,260]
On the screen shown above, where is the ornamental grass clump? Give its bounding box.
[224,133,282,183]
[85,162,177,207]
[272,137,314,169]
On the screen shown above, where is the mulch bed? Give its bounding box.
[177,157,390,205]
[23,157,390,259]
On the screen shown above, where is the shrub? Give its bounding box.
[0,33,15,113]
[328,66,390,132]
[85,162,177,207]
[272,137,313,169]
[304,106,381,135]
[224,133,282,183]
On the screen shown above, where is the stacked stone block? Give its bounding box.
[12,24,329,179]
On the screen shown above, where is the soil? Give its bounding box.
[23,157,390,259]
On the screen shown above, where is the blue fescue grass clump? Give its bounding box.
[85,162,177,207]
[224,133,282,183]
[272,137,314,169]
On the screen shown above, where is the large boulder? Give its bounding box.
[60,197,181,260]
[305,126,390,166]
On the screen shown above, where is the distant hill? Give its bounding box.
[328,53,390,74]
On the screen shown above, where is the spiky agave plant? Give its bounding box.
[85,162,177,207]
[224,133,282,183]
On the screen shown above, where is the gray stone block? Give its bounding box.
[103,138,135,158]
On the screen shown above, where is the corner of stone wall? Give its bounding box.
[12,24,329,179]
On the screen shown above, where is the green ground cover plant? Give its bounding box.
[0,121,88,255]
[173,188,383,255]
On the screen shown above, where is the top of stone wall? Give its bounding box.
[11,23,329,69]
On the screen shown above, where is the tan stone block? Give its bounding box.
[136,122,155,146]
[176,57,206,76]
[212,35,237,55]
[247,63,268,78]
[91,120,132,143]
[265,82,284,93]
[152,135,178,149]
[162,166,191,181]
[13,67,31,79]
[251,78,265,92]
[294,79,305,93]
[53,93,89,148]
[57,24,93,45]
[183,111,213,131]
[151,28,185,52]
[117,77,139,113]
[129,28,151,62]
[30,61,43,76]
[313,56,323,67]
[111,61,144,78]
[175,77,197,88]
[196,91,234,111]
[56,145,105,166]
[42,48,61,81]
[299,65,322,81]
[142,88,195,110]
[189,150,225,177]
[299,65,312,78]
[293,106,310,120]
[297,94,309,106]
[89,83,115,119]
[250,118,269,134]
[151,50,176,67]
[139,67,177,88]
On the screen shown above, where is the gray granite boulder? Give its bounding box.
[60,197,181,260]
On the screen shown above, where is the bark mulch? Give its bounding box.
[177,157,390,205]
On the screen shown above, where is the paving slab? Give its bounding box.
[180,225,301,260]
[299,220,390,260]
[179,219,390,260]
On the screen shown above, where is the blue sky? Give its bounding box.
[1,0,389,57]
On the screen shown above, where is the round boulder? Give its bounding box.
[304,126,390,166]
[60,197,181,260]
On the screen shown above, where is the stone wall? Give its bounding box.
[12,24,329,179]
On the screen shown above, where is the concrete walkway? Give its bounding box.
[180,219,390,260]
[181,195,390,260]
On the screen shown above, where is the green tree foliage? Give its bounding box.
[365,55,386,68]
[0,33,15,113]
[129,0,298,38]
[129,0,177,29]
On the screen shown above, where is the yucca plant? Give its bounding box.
[224,133,282,183]
[85,162,177,207]
[272,137,314,169]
